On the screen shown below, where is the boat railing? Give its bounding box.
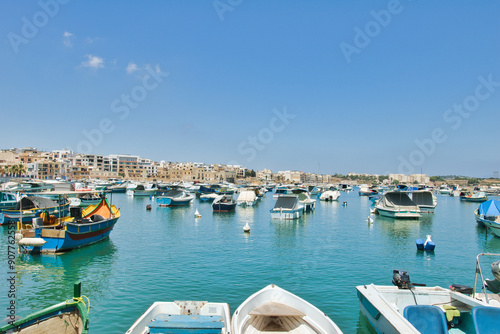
[473,253,500,304]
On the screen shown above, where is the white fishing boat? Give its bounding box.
[237,190,258,206]
[133,183,158,196]
[270,195,304,219]
[232,284,343,334]
[126,301,231,334]
[319,190,340,202]
[357,263,500,334]
[374,191,421,219]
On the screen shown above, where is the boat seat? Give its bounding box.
[472,306,500,334]
[148,314,224,334]
[248,302,306,317]
[403,305,448,334]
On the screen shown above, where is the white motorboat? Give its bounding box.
[319,190,340,202]
[358,257,500,334]
[232,284,343,334]
[374,191,421,219]
[292,189,316,211]
[409,190,437,213]
[126,301,231,334]
[270,195,304,219]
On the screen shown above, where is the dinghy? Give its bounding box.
[126,301,231,334]
[232,284,343,334]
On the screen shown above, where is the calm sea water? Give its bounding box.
[2,190,500,333]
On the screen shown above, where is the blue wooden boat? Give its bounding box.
[156,190,194,206]
[2,196,70,225]
[126,301,231,334]
[16,198,120,253]
[0,282,89,334]
[212,195,236,212]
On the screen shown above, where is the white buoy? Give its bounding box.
[367,216,373,224]
[243,223,250,233]
[194,209,201,218]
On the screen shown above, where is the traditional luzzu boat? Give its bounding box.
[232,284,343,334]
[15,197,120,253]
[0,282,89,334]
[356,255,500,334]
[126,300,231,334]
[156,190,194,206]
[2,196,70,225]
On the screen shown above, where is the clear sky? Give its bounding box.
[1,1,499,177]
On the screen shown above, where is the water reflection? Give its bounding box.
[11,239,117,317]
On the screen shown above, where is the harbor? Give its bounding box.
[2,185,500,333]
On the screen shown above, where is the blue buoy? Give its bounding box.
[424,235,435,252]
[416,239,424,251]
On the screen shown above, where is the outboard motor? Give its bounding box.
[485,260,500,294]
[392,270,411,289]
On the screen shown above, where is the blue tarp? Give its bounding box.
[478,200,500,217]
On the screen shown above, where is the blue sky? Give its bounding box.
[1,1,499,177]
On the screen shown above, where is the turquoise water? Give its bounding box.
[2,190,500,333]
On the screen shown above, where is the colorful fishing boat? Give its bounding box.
[15,197,120,253]
[2,196,70,225]
[0,282,89,334]
[126,301,231,334]
[460,191,488,203]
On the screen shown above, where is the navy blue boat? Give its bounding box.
[212,195,236,212]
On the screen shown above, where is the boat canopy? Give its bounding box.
[478,200,500,217]
[411,191,435,206]
[237,191,257,202]
[273,195,299,210]
[382,192,418,208]
[16,196,58,210]
[162,190,184,198]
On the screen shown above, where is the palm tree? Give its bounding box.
[9,165,20,177]
[17,164,26,177]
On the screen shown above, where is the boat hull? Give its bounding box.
[212,203,236,212]
[18,217,119,253]
[156,197,193,206]
[376,208,421,219]
[270,208,303,219]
